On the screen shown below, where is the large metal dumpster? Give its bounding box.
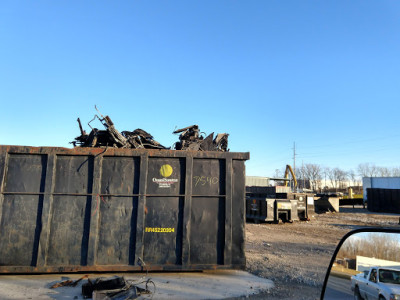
[246,186,309,222]
[246,197,298,223]
[367,188,400,213]
[0,145,249,273]
[246,197,275,222]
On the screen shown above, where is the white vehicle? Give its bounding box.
[351,266,400,300]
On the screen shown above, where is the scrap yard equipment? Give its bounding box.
[283,164,297,189]
[245,166,312,223]
[246,193,301,223]
[246,191,312,223]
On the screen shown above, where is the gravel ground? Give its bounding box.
[242,206,400,300]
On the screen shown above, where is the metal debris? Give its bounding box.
[72,106,167,149]
[173,125,229,151]
[81,276,155,299]
[121,129,166,149]
[213,132,229,152]
[50,275,155,299]
[50,275,89,289]
[72,107,229,151]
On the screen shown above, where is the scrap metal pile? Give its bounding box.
[172,125,229,151]
[50,275,155,299]
[72,107,229,151]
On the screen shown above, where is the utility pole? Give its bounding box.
[293,142,296,177]
[293,142,296,191]
[302,160,304,190]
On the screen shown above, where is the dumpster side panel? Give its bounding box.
[232,160,245,266]
[47,195,90,265]
[0,146,249,273]
[190,197,225,265]
[54,155,94,194]
[143,196,183,265]
[0,195,41,266]
[142,158,185,265]
[96,156,140,265]
[0,154,47,266]
[97,196,138,265]
[47,155,94,265]
[190,158,226,265]
[100,157,140,195]
[4,154,47,193]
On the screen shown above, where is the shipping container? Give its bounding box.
[0,145,249,273]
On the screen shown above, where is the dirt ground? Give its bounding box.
[242,206,400,300]
[1,207,399,300]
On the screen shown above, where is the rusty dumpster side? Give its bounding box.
[0,145,249,273]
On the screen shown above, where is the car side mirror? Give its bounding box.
[321,228,400,299]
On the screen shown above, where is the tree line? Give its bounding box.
[337,233,400,263]
[274,163,400,192]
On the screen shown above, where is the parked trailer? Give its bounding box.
[0,145,249,273]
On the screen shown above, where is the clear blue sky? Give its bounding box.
[1,1,399,176]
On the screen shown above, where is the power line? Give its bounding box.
[297,143,400,159]
[299,134,400,150]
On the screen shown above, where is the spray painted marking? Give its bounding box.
[145,227,175,233]
[193,176,219,187]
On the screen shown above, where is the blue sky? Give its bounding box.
[1,1,399,176]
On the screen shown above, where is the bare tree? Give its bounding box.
[348,169,362,193]
[336,168,348,189]
[327,167,347,191]
[295,166,311,190]
[348,169,356,187]
[337,233,400,262]
[274,169,282,178]
[392,167,400,176]
[357,164,400,178]
[322,167,330,192]
[327,167,337,191]
[357,163,378,177]
[377,166,391,177]
[303,164,322,191]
